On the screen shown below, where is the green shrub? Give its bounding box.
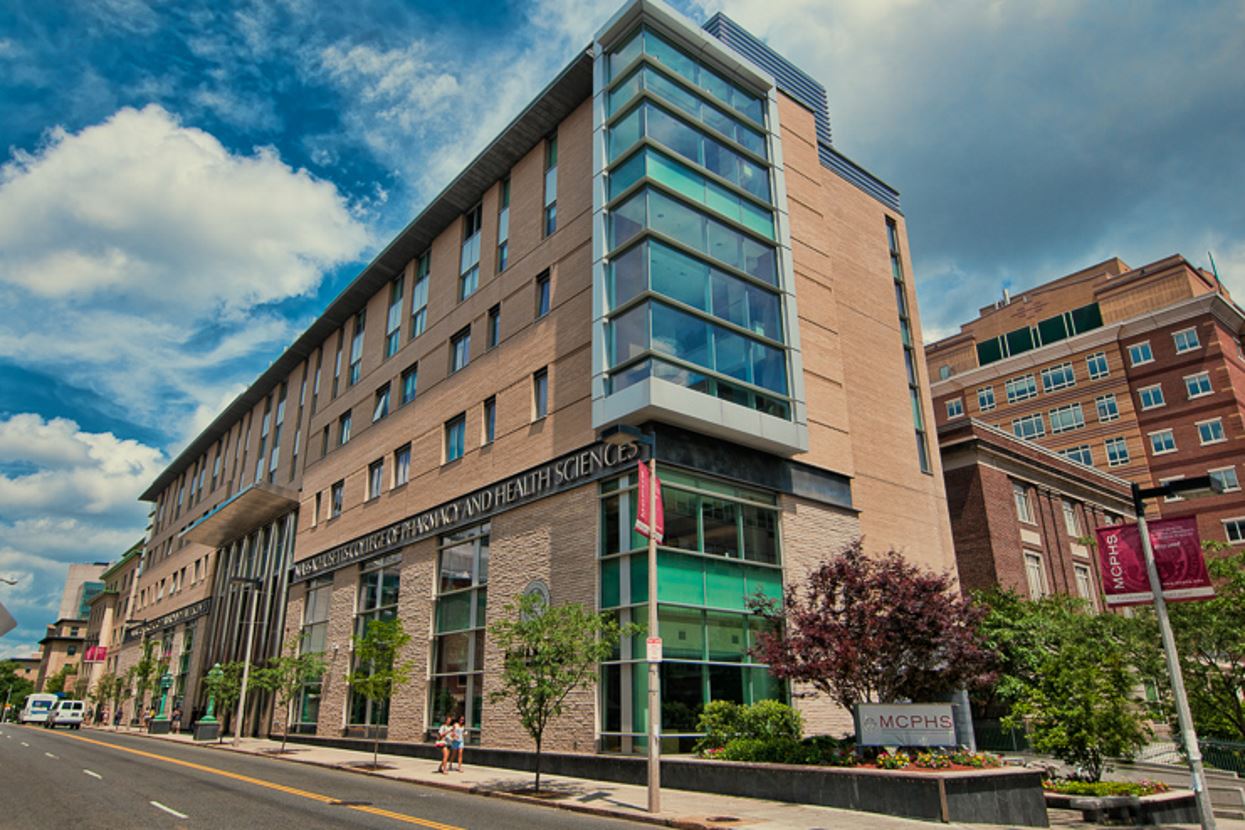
[717,737,810,764]
[695,699,802,753]
[802,735,858,766]
[1042,779,1169,797]
[739,699,803,742]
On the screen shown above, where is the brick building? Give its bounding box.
[35,618,84,692]
[927,255,1245,550]
[133,0,956,748]
[940,419,1134,602]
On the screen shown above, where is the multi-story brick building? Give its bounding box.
[133,0,956,748]
[940,419,1134,602]
[927,255,1245,551]
[35,617,84,692]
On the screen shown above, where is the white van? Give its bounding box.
[46,699,85,729]
[20,693,58,724]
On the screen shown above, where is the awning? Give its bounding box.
[180,482,298,547]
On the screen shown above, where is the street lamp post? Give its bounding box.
[232,577,262,748]
[1131,477,1220,830]
[601,424,661,813]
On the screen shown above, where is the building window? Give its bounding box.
[333,330,343,397]
[977,386,996,412]
[1024,552,1048,599]
[1185,372,1213,399]
[1049,403,1085,434]
[939,365,952,380]
[1172,327,1200,353]
[598,463,782,752]
[1209,466,1240,493]
[368,459,384,501]
[1127,341,1153,366]
[373,383,391,422]
[1224,518,1245,544]
[1105,436,1130,467]
[349,554,401,730]
[313,492,321,525]
[394,444,411,487]
[1149,429,1177,455]
[533,368,549,420]
[482,397,496,445]
[1062,500,1081,536]
[1197,418,1226,445]
[487,304,500,349]
[1137,384,1165,410]
[544,135,558,235]
[445,414,466,463]
[411,253,430,339]
[385,277,403,358]
[1041,362,1076,393]
[1012,413,1046,440]
[349,310,365,386]
[1013,482,1035,524]
[945,398,964,419]
[338,411,352,446]
[1095,394,1120,422]
[883,217,929,473]
[430,523,490,737]
[1059,445,1094,467]
[460,204,482,300]
[1005,374,1038,403]
[1074,564,1096,608]
[450,327,471,373]
[531,272,551,320]
[1086,351,1109,380]
[296,577,332,726]
[1160,476,1186,502]
[401,363,418,406]
[330,480,344,517]
[496,177,510,271]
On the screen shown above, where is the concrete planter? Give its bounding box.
[282,734,1046,825]
[147,720,171,735]
[1044,789,1198,825]
[192,721,220,742]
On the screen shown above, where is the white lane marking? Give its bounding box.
[45,751,58,758]
[83,769,103,780]
[150,801,188,819]
[20,741,29,747]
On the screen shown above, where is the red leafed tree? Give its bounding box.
[749,541,995,709]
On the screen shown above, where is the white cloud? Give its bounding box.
[0,414,159,659]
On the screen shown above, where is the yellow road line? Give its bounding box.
[58,731,463,830]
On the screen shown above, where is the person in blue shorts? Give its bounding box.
[451,715,466,772]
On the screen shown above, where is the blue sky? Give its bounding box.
[1,0,1242,658]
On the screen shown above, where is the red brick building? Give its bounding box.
[927,256,1245,550]
[940,419,1133,602]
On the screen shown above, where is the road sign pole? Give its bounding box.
[646,454,661,814]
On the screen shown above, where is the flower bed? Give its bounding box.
[1043,779,1169,797]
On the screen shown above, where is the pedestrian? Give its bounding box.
[113,707,123,730]
[452,716,466,772]
[171,706,183,734]
[435,714,453,773]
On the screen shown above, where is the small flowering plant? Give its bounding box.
[949,749,1002,768]
[875,750,912,769]
[913,750,952,769]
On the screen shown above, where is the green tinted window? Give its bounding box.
[658,550,705,605]
[976,337,1004,366]
[1005,326,1034,357]
[1070,303,1102,334]
[1037,314,1067,346]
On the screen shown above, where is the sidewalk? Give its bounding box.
[84,725,1245,830]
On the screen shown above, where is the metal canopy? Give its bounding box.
[141,50,595,502]
[180,482,299,547]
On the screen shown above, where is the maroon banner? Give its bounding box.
[634,461,664,543]
[82,645,108,663]
[1095,516,1215,606]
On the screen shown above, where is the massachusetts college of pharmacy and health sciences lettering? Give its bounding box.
[124,598,213,643]
[291,440,642,583]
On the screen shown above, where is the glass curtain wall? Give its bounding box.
[602,26,790,420]
[599,468,784,753]
[348,553,401,735]
[429,523,489,742]
[294,576,332,732]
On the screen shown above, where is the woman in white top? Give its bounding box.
[436,715,454,773]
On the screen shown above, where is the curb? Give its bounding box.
[81,727,734,830]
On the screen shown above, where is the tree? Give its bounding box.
[1160,547,1245,740]
[132,639,163,716]
[749,541,995,710]
[345,618,413,769]
[0,661,34,721]
[72,672,90,701]
[45,665,75,695]
[254,638,327,753]
[201,661,246,742]
[980,591,1152,781]
[119,666,139,727]
[488,593,636,792]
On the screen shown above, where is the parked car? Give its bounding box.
[19,694,58,725]
[45,699,85,729]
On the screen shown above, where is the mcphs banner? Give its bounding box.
[1095,516,1215,606]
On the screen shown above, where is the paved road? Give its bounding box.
[0,723,640,830]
